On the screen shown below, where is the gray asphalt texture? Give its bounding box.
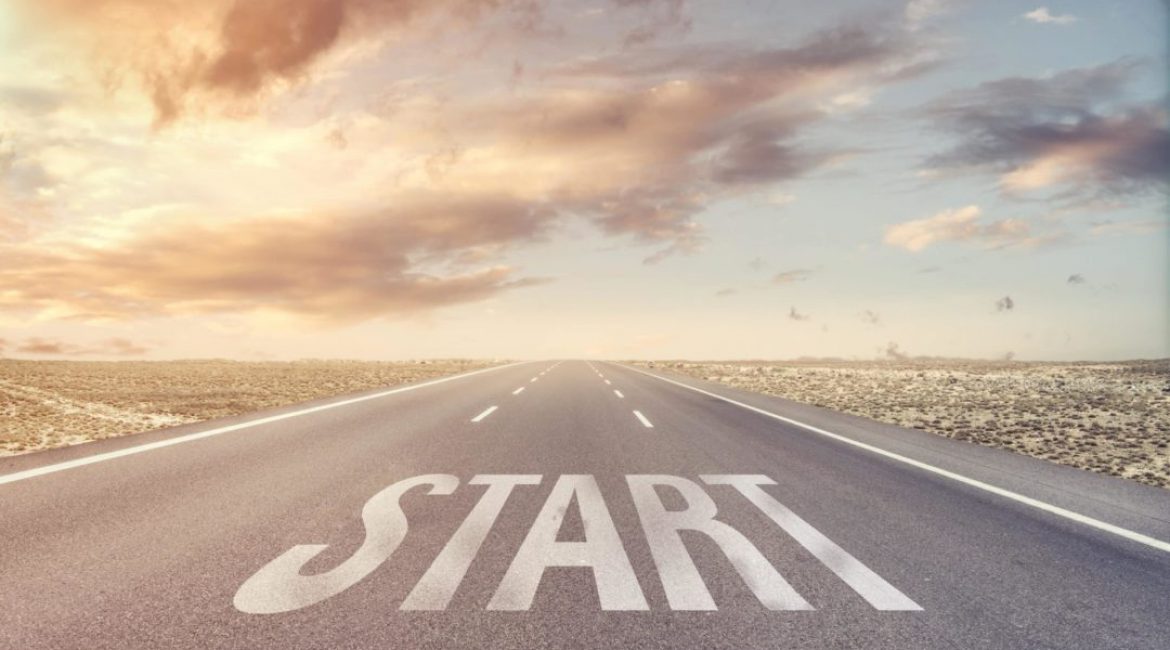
[2,360,1168,649]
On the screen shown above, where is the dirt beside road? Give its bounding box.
[641,360,1170,489]
[0,359,498,456]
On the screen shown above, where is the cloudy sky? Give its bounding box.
[0,0,1165,361]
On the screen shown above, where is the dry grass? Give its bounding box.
[0,359,498,456]
[641,360,1170,489]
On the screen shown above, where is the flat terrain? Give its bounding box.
[643,360,1170,488]
[1,360,1167,649]
[0,359,496,456]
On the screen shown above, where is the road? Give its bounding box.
[1,360,1168,649]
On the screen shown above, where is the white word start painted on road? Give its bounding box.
[234,474,921,614]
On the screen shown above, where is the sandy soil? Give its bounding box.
[0,359,497,456]
[641,360,1170,489]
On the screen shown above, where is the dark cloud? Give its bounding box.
[560,23,928,85]
[788,306,809,321]
[1067,273,1086,285]
[714,288,736,297]
[860,309,881,325]
[923,59,1170,201]
[884,341,908,360]
[0,194,552,322]
[710,118,825,185]
[473,23,932,259]
[995,295,1014,312]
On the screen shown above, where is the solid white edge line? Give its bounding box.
[0,361,535,487]
[633,410,653,428]
[614,390,625,399]
[616,363,1170,554]
[471,405,499,423]
[512,387,525,395]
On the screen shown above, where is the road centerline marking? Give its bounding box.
[633,410,653,428]
[614,390,625,399]
[512,387,525,395]
[0,361,537,487]
[471,406,499,423]
[617,363,1170,555]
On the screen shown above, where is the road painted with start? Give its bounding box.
[1,360,1167,649]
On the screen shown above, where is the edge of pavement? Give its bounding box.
[608,361,1170,557]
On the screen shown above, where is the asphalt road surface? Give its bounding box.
[2,360,1168,649]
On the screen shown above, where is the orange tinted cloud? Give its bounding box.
[773,269,812,284]
[0,208,31,242]
[20,0,531,124]
[0,8,937,321]
[883,205,1060,252]
[15,337,149,356]
[0,194,551,322]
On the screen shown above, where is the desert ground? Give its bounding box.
[0,359,496,456]
[4,358,1167,489]
[640,360,1170,489]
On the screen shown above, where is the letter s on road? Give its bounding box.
[233,474,459,614]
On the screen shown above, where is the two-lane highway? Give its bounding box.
[1,360,1168,649]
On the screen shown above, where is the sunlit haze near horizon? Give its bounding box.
[0,0,1166,361]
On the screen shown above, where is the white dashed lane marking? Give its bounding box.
[614,390,624,399]
[512,387,525,395]
[471,406,498,423]
[633,410,653,428]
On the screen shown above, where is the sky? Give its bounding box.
[0,0,1166,361]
